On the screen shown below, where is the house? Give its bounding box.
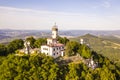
[41,24,65,58]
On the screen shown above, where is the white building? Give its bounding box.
[85,58,98,69]
[80,38,84,44]
[41,24,65,58]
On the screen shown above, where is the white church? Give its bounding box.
[40,24,65,58]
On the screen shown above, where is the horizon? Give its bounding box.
[0,0,120,30]
[1,28,120,31]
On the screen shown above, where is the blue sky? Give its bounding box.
[0,0,120,30]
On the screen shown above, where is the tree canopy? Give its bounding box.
[34,38,47,48]
[0,37,120,80]
[26,36,36,48]
[57,36,69,45]
[0,54,59,80]
[0,44,7,56]
[65,41,92,58]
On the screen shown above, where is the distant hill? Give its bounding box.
[60,30,120,36]
[70,34,120,64]
[100,35,120,44]
[0,35,11,39]
[1,29,120,38]
[0,29,51,44]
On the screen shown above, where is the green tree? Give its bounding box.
[34,38,47,48]
[26,36,36,48]
[65,41,80,56]
[58,37,69,45]
[85,72,93,80]
[66,63,80,80]
[0,44,7,56]
[7,39,24,54]
[100,66,116,80]
[78,45,91,58]
[0,53,59,80]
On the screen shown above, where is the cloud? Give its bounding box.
[102,1,111,8]
[0,6,36,13]
[0,6,120,30]
[92,0,111,9]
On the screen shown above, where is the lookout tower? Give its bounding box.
[52,23,58,39]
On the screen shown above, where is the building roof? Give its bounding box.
[54,43,64,47]
[41,43,64,47]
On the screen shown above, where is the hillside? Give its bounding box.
[0,35,120,79]
[70,34,120,65]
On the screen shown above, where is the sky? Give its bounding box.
[0,0,120,30]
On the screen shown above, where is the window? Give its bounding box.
[43,48,48,51]
[53,48,55,51]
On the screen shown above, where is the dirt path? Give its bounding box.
[55,55,86,65]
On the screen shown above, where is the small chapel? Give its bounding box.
[40,24,65,58]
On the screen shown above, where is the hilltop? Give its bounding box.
[70,34,120,65]
[0,34,120,79]
[0,29,120,63]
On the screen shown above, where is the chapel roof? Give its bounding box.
[41,43,64,47]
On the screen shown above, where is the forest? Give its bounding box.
[0,36,120,80]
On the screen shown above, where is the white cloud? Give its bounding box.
[0,6,120,30]
[92,0,111,9]
[0,6,32,12]
[102,1,111,8]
